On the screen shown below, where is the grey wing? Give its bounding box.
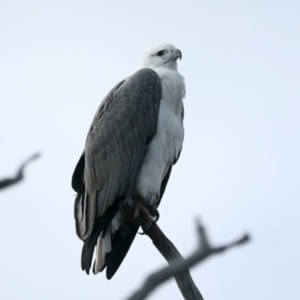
[73,68,161,240]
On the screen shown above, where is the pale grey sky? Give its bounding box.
[0,1,299,299]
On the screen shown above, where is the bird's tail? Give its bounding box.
[80,198,121,274]
[94,219,139,280]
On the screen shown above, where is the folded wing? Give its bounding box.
[72,68,162,241]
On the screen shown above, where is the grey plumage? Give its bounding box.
[73,68,161,241]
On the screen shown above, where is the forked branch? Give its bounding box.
[121,203,250,300]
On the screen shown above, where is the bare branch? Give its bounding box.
[121,203,250,300]
[121,202,203,300]
[0,152,41,190]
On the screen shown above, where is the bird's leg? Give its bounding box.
[133,196,159,230]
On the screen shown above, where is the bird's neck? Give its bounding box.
[145,62,178,72]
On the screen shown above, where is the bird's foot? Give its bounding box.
[133,196,159,230]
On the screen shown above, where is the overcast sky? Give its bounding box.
[0,1,299,299]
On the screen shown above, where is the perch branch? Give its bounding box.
[121,202,203,300]
[121,203,250,300]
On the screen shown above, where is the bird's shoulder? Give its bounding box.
[85,68,162,140]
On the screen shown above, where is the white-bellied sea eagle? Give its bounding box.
[72,43,185,279]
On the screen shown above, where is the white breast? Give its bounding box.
[135,68,185,205]
[93,68,185,273]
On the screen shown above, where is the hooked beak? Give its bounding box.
[171,49,182,61]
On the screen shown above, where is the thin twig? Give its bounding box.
[0,152,41,190]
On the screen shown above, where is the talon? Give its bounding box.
[154,210,160,222]
[148,206,160,222]
[133,196,159,230]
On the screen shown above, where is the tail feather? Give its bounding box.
[81,197,123,274]
[104,222,139,280]
[81,218,101,274]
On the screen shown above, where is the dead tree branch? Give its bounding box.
[121,203,250,300]
[0,152,40,190]
[121,203,202,300]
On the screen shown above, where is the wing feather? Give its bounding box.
[73,68,161,240]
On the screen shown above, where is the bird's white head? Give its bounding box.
[142,43,182,71]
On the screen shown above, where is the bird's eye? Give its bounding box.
[157,50,165,56]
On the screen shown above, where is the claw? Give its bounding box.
[133,196,159,230]
[148,206,160,222]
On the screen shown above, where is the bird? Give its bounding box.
[72,43,186,279]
